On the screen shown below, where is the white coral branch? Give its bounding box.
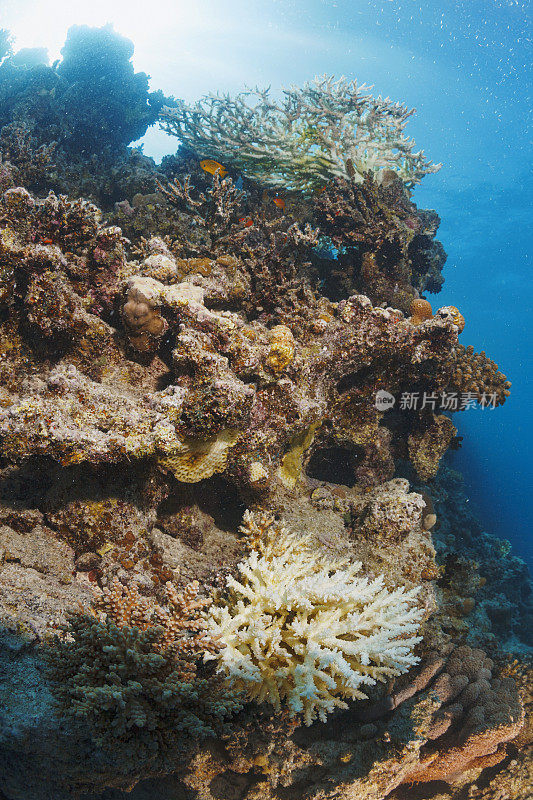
[207,512,423,725]
[160,75,440,193]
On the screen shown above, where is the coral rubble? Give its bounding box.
[0,24,530,800]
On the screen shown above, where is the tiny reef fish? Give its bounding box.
[239,217,254,227]
[200,159,227,177]
[272,198,285,210]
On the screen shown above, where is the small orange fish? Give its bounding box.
[200,159,227,178]
[239,217,253,227]
[41,238,53,244]
[272,197,285,210]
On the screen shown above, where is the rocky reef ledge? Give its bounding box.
[0,24,530,800]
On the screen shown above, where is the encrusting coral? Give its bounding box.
[344,645,525,789]
[208,511,423,726]
[400,645,525,785]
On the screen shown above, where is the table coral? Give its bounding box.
[160,76,440,192]
[158,428,241,483]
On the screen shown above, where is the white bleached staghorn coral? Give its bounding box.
[160,75,441,193]
[207,511,423,725]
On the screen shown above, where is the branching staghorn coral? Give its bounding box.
[160,76,440,192]
[95,578,220,670]
[207,511,423,726]
[157,172,245,236]
[446,343,511,406]
[45,578,241,772]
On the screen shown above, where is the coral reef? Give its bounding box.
[0,25,168,205]
[0,25,165,155]
[160,76,441,192]
[427,466,533,650]
[0,171,497,491]
[312,174,447,308]
[0,29,11,61]
[209,511,423,725]
[397,646,524,784]
[0,25,530,800]
[170,644,524,800]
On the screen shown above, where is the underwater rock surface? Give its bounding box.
[0,24,530,800]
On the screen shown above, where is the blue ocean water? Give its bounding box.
[4,1,531,566]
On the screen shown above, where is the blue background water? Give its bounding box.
[3,1,532,566]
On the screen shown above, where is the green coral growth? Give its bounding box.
[45,612,240,773]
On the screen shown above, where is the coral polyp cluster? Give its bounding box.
[45,578,241,773]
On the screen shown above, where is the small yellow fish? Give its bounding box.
[200,159,227,178]
[97,542,114,556]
